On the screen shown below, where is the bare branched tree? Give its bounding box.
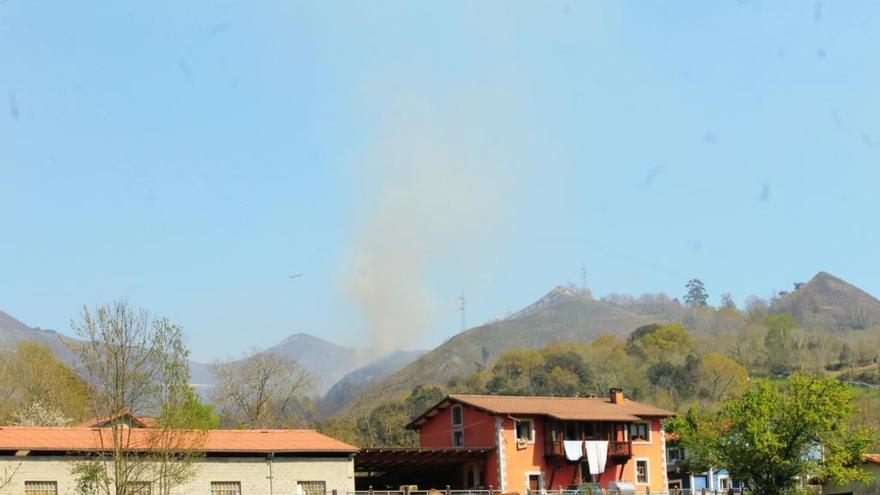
[69,301,206,495]
[210,350,315,428]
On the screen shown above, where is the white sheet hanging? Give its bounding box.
[583,441,609,475]
[562,440,584,461]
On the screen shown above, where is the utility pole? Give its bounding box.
[457,290,468,333]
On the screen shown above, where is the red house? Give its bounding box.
[404,389,674,494]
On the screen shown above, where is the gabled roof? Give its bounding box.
[75,412,156,429]
[0,427,358,454]
[408,394,675,429]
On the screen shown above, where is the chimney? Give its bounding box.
[609,388,624,404]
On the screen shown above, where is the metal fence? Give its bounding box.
[346,490,743,495]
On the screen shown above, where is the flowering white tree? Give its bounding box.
[10,401,72,427]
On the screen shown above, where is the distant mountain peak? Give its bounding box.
[506,285,582,320]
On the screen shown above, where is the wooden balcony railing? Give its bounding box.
[544,441,631,459]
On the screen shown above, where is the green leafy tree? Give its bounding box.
[667,374,874,495]
[685,279,709,307]
[70,301,207,495]
[625,323,694,363]
[0,342,90,423]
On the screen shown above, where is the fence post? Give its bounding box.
[369,486,374,495]
[489,485,493,495]
[446,485,452,495]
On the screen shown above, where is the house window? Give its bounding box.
[298,481,327,495]
[629,421,650,442]
[515,419,534,443]
[25,482,57,495]
[211,482,241,495]
[635,459,649,484]
[126,483,152,495]
[451,405,463,426]
[718,477,731,491]
[667,447,682,462]
[453,429,464,447]
[451,404,464,447]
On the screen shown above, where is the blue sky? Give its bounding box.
[2,1,878,361]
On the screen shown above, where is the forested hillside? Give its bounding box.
[319,273,880,448]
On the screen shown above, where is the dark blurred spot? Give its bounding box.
[758,182,771,202]
[776,48,787,58]
[178,61,193,81]
[689,240,703,253]
[7,91,18,120]
[208,22,229,35]
[862,133,876,148]
[145,191,156,203]
[813,1,823,21]
[702,132,718,144]
[831,109,843,129]
[816,48,827,59]
[641,166,663,188]
[562,3,572,15]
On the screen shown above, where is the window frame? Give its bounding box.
[451,404,464,427]
[515,418,535,444]
[125,482,152,495]
[452,429,464,447]
[210,481,242,495]
[25,482,58,495]
[298,480,327,495]
[451,404,464,447]
[634,458,650,485]
[629,421,651,443]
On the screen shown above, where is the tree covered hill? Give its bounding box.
[770,271,880,330]
[330,287,672,417]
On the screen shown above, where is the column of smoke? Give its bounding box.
[346,97,513,356]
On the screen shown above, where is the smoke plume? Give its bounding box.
[345,95,516,355]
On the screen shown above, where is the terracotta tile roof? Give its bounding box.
[0,427,358,454]
[864,454,880,465]
[408,394,674,428]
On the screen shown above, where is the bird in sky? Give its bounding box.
[288,273,303,279]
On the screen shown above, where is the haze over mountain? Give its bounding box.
[333,285,668,417]
[0,311,75,362]
[4,271,878,410]
[321,349,426,413]
[0,310,419,398]
[771,272,880,331]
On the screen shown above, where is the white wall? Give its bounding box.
[0,455,355,495]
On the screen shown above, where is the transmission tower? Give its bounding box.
[457,290,468,333]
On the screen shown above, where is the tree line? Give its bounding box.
[0,301,317,495]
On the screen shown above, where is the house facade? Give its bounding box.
[0,425,357,495]
[665,439,744,493]
[823,454,880,495]
[405,390,674,494]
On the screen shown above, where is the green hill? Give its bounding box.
[770,272,880,330]
[333,287,666,417]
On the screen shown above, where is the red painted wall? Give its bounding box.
[416,405,668,494]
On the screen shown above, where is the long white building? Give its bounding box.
[0,421,357,495]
